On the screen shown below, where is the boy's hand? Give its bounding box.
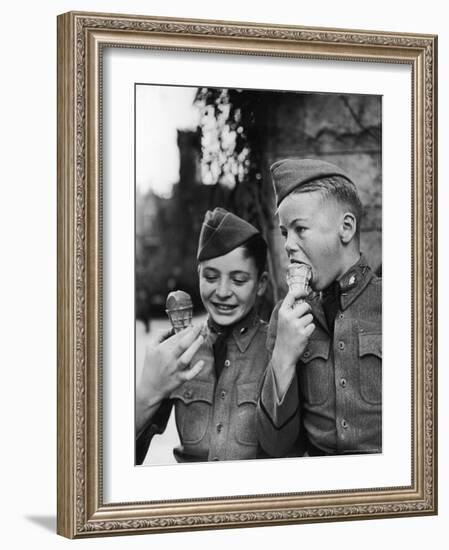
[136,325,205,432]
[271,292,315,397]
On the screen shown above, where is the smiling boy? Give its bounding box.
[136,208,270,463]
[257,158,382,457]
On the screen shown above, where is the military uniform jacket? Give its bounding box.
[136,311,269,464]
[257,256,382,457]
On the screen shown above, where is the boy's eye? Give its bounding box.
[232,277,248,285]
[280,230,287,239]
[295,225,306,234]
[203,274,218,282]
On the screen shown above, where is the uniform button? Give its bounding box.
[224,359,231,367]
[183,389,193,399]
[340,378,347,388]
[216,422,223,433]
[240,327,248,334]
[339,313,344,319]
[338,341,345,350]
[220,390,227,399]
[341,419,348,429]
[303,350,310,358]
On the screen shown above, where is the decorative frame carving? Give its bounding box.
[57,11,437,538]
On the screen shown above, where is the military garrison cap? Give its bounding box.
[197,207,260,261]
[271,158,353,207]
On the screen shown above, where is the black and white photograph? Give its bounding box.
[53,8,437,540]
[135,84,382,466]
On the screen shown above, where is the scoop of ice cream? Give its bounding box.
[165,290,193,333]
[166,290,192,311]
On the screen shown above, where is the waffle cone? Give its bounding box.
[166,290,193,333]
[286,264,312,303]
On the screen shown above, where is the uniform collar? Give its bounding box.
[308,254,374,332]
[336,254,374,310]
[207,308,260,353]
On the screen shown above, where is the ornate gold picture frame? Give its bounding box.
[57,11,437,538]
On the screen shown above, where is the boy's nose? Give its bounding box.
[215,280,232,299]
[285,232,299,254]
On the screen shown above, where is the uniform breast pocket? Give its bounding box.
[235,382,259,446]
[298,339,330,406]
[358,332,382,404]
[171,380,215,444]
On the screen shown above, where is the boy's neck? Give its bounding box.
[337,248,361,281]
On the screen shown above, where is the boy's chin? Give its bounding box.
[209,312,238,326]
[207,306,245,326]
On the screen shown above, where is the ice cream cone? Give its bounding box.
[165,290,193,333]
[287,263,312,304]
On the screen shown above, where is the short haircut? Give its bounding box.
[240,233,267,277]
[291,175,363,237]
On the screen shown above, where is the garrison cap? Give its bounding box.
[271,158,353,207]
[197,207,260,261]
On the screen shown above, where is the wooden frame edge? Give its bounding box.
[56,11,438,538]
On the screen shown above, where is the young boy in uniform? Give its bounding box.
[257,158,382,457]
[136,208,269,463]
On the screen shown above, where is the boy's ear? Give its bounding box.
[339,212,357,244]
[257,272,268,296]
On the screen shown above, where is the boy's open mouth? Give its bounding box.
[211,302,238,313]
